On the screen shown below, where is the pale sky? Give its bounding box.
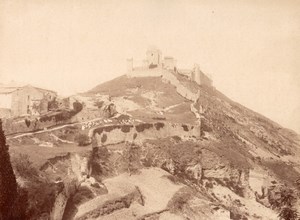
[0,0,300,133]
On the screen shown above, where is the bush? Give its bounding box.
[72,101,83,113]
[278,207,298,220]
[75,134,90,146]
[269,185,299,220]
[101,134,107,143]
[12,154,39,179]
[94,101,104,109]
[25,181,57,219]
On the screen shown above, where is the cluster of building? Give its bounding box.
[0,83,57,118]
[126,47,213,87]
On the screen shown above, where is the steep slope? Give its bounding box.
[81,69,300,219]
[8,68,300,220]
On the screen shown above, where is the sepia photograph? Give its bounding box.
[0,0,300,219]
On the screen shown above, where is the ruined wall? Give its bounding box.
[163,57,175,70]
[191,64,213,87]
[3,110,76,135]
[200,72,213,87]
[93,122,199,146]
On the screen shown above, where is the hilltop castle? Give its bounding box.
[126,47,213,88]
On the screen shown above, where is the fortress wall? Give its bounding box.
[127,69,201,121]
[200,72,213,87]
[128,69,198,102]
[93,122,199,146]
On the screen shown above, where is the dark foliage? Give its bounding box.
[278,207,298,220]
[154,122,165,130]
[75,133,90,146]
[48,97,59,111]
[72,101,83,113]
[135,123,153,132]
[94,100,104,109]
[149,64,158,69]
[25,119,31,128]
[182,124,189,131]
[0,119,19,219]
[269,187,296,209]
[88,146,110,177]
[12,154,39,180]
[133,133,137,140]
[121,125,133,133]
[269,186,299,220]
[25,181,57,219]
[101,134,107,143]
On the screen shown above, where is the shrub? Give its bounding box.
[133,133,137,140]
[94,100,104,109]
[172,136,182,142]
[25,181,57,220]
[75,134,90,146]
[205,181,214,189]
[48,98,59,111]
[121,125,132,133]
[72,101,83,113]
[154,122,164,130]
[278,207,298,220]
[25,119,31,128]
[12,154,39,180]
[269,185,299,220]
[101,134,107,143]
[135,123,153,132]
[182,124,189,132]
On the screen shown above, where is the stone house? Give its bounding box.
[0,84,57,117]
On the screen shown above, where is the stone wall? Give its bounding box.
[93,122,199,146]
[3,111,74,135]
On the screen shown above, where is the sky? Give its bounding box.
[0,0,299,133]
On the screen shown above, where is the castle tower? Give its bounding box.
[146,46,162,68]
[193,63,201,85]
[163,56,175,70]
[127,58,133,72]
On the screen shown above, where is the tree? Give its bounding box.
[124,143,141,175]
[0,119,18,219]
[269,185,299,220]
[278,207,298,220]
[72,100,83,113]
